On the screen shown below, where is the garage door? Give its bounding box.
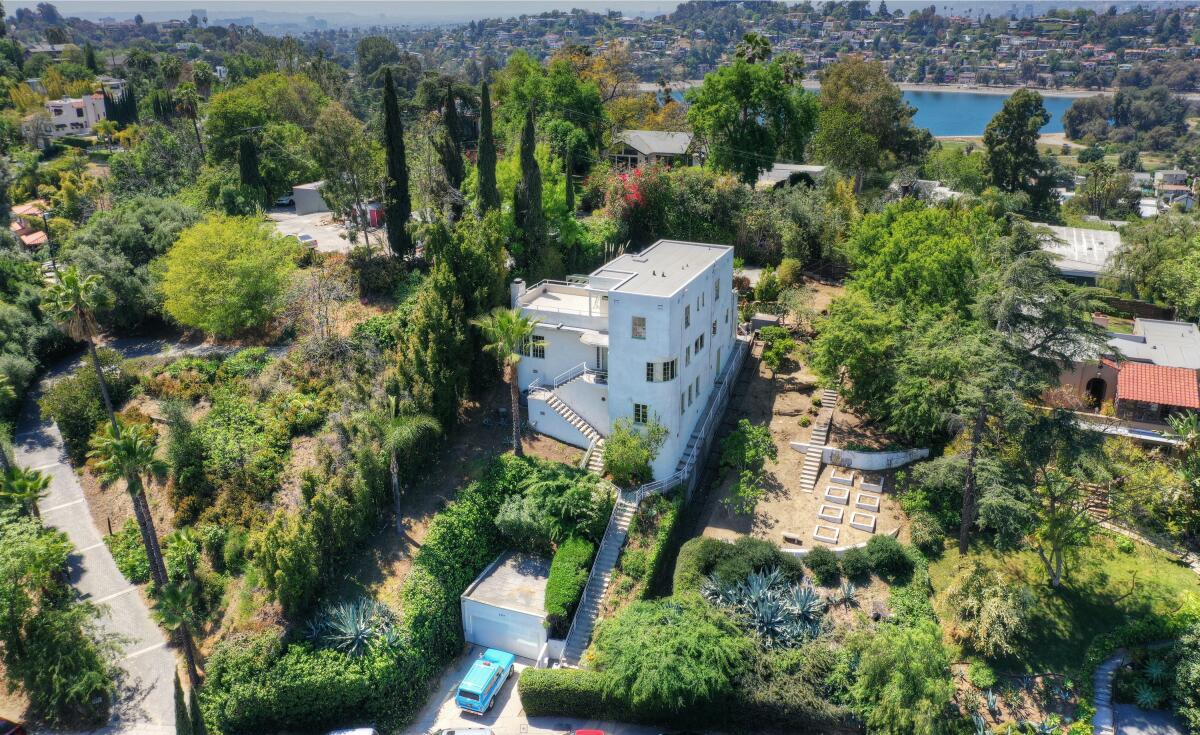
[466,611,543,660]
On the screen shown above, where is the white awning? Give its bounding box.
[579,331,609,348]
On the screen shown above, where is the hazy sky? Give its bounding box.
[12,0,1150,28]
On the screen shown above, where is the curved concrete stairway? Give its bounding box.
[560,497,636,665]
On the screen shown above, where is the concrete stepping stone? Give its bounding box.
[782,531,804,546]
[855,492,881,512]
[824,485,850,505]
[817,504,844,523]
[830,468,856,486]
[849,512,877,533]
[813,524,840,544]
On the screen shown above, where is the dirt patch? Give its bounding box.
[699,344,907,551]
[0,661,30,724]
[339,382,585,611]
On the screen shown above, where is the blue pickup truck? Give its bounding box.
[454,649,515,714]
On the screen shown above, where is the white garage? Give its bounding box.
[292,180,329,215]
[460,552,550,661]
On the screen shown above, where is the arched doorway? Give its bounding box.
[1085,377,1107,408]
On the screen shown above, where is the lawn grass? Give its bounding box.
[929,535,1200,674]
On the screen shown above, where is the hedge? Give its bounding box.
[672,535,804,594]
[545,536,595,638]
[203,454,535,734]
[519,667,631,721]
[640,493,682,598]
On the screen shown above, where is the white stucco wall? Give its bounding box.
[554,378,609,436]
[515,324,597,392]
[461,597,547,660]
[527,393,595,448]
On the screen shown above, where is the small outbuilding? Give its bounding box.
[460,551,550,661]
[292,181,329,215]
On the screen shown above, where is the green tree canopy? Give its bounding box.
[983,89,1058,217]
[160,215,301,337]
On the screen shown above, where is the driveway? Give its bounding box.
[405,645,660,735]
[266,207,365,253]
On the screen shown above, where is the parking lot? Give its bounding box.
[266,206,379,254]
[404,645,659,735]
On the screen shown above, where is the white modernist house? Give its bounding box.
[513,240,738,481]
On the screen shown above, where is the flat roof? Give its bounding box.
[1109,319,1200,370]
[461,551,549,618]
[1036,224,1122,278]
[593,239,731,298]
[617,129,693,156]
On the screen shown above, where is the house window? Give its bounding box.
[695,376,700,397]
[687,384,693,406]
[695,334,705,354]
[680,393,685,415]
[725,307,729,324]
[663,359,677,381]
[632,316,646,339]
[76,108,84,118]
[684,305,691,328]
[701,291,706,308]
[633,403,649,424]
[712,320,718,336]
[646,362,655,382]
[522,335,545,359]
[715,280,721,301]
[699,334,705,351]
[685,345,691,366]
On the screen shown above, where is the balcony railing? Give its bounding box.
[527,362,608,394]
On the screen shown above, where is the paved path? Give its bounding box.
[11,337,249,735]
[1092,649,1128,735]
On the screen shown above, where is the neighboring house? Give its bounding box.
[9,200,48,249]
[292,181,329,215]
[1154,169,1189,192]
[1034,224,1122,284]
[38,94,107,138]
[888,177,963,202]
[1059,318,1200,425]
[609,130,698,168]
[756,163,827,189]
[513,239,738,481]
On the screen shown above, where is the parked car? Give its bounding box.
[275,194,294,207]
[431,729,493,735]
[573,730,607,735]
[454,648,515,714]
[0,718,27,735]
[296,233,318,249]
[326,729,378,735]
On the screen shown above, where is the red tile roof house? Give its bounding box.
[1058,318,1200,425]
[9,200,48,249]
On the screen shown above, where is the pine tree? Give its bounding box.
[382,69,412,257]
[514,106,545,274]
[174,672,193,735]
[188,684,208,735]
[84,43,98,72]
[476,81,500,214]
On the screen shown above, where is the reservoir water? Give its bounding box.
[668,88,1081,137]
[903,89,1077,136]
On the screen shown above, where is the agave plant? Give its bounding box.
[311,598,396,658]
[702,567,827,649]
[836,580,858,608]
[1134,683,1162,710]
[972,713,987,735]
[785,584,826,624]
[986,688,1000,717]
[1144,658,1170,684]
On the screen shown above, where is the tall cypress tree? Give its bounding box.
[382,69,412,257]
[476,81,499,214]
[436,87,466,221]
[237,136,262,189]
[514,106,545,274]
[84,43,98,72]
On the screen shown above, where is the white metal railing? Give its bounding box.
[579,437,599,471]
[518,280,609,318]
[559,478,625,667]
[628,335,751,504]
[528,362,608,394]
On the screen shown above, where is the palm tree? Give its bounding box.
[1,467,50,519]
[89,421,169,590]
[735,32,773,64]
[93,119,118,151]
[44,267,118,433]
[174,83,205,157]
[0,374,14,476]
[474,308,540,457]
[373,396,440,534]
[152,581,202,691]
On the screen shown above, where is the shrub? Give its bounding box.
[777,257,804,287]
[519,667,630,721]
[866,535,912,578]
[719,419,777,515]
[909,511,946,558]
[736,643,854,731]
[620,549,649,581]
[673,537,731,593]
[218,347,271,379]
[39,349,135,464]
[603,417,667,487]
[841,546,871,580]
[105,518,150,584]
[1174,621,1200,732]
[672,536,803,593]
[941,559,1032,659]
[851,620,954,735]
[804,546,840,586]
[967,659,998,690]
[545,537,596,638]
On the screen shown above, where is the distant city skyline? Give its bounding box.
[10,0,1190,31]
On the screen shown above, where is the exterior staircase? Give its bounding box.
[530,388,604,446]
[799,388,839,493]
[585,438,606,474]
[561,496,636,666]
